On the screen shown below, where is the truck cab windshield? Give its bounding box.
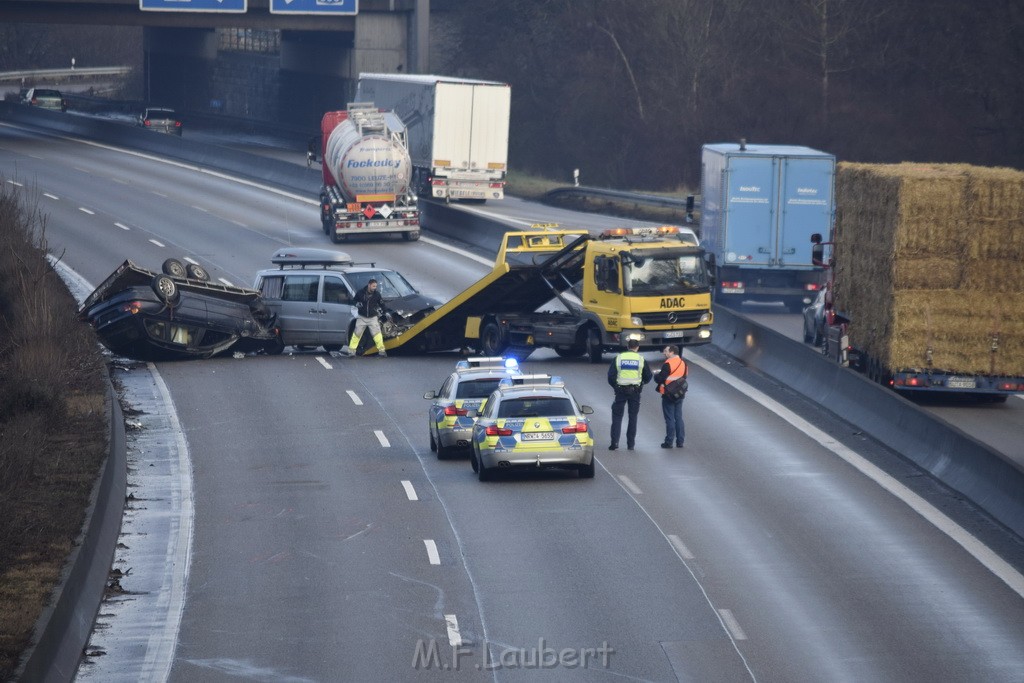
[623,252,709,296]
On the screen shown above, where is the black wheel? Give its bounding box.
[470,449,479,473]
[812,324,823,347]
[586,328,604,364]
[803,322,813,344]
[987,394,1009,404]
[331,230,344,244]
[555,346,585,358]
[323,344,342,353]
[403,231,420,242]
[162,258,187,278]
[480,322,507,356]
[579,459,595,479]
[151,274,179,304]
[264,336,285,356]
[477,459,492,482]
[186,263,209,281]
[430,429,438,453]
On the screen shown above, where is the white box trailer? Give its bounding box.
[356,73,510,202]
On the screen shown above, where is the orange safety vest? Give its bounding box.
[658,356,687,394]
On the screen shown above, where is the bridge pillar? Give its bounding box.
[143,27,217,110]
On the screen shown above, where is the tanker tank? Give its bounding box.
[322,110,412,201]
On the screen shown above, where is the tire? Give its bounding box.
[430,429,438,453]
[480,322,507,356]
[264,336,286,356]
[186,263,210,281]
[555,345,585,358]
[330,230,344,244]
[578,459,595,479]
[812,324,823,347]
[161,258,187,278]
[323,344,342,353]
[803,323,813,344]
[477,459,492,482]
[586,328,604,364]
[470,449,480,473]
[987,394,1009,404]
[403,231,420,242]
[151,274,179,304]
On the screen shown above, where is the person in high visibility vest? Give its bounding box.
[606,337,652,450]
[654,345,688,448]
[341,279,388,357]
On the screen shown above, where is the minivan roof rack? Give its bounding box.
[269,248,376,269]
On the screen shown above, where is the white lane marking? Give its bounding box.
[78,207,95,215]
[230,219,248,228]
[375,430,390,447]
[686,353,1024,599]
[346,390,363,405]
[667,534,695,560]
[149,239,165,248]
[718,609,748,640]
[43,192,58,199]
[401,480,418,501]
[459,204,535,228]
[5,180,22,187]
[424,539,441,565]
[445,614,462,647]
[184,256,199,265]
[191,205,208,213]
[152,190,168,198]
[217,277,233,287]
[617,474,642,495]
[316,356,332,370]
[111,177,129,185]
[419,235,492,266]
[115,222,130,231]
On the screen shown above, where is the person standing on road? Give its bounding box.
[654,345,688,448]
[342,278,388,357]
[607,336,652,450]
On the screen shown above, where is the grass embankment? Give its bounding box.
[0,184,108,679]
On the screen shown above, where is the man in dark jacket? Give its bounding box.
[654,345,687,448]
[342,279,388,357]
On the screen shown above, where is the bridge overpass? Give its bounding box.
[0,0,430,128]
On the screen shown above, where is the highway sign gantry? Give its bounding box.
[140,0,247,12]
[270,0,358,15]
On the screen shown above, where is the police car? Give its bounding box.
[424,357,521,458]
[470,375,595,481]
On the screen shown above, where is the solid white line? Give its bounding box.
[445,614,462,647]
[5,180,22,187]
[78,207,95,215]
[149,239,165,248]
[216,277,233,287]
[375,430,390,447]
[419,234,492,266]
[346,390,363,406]
[617,474,643,495]
[152,190,168,198]
[686,353,1024,599]
[718,609,748,640]
[114,222,130,231]
[230,219,248,228]
[316,356,332,370]
[191,205,208,213]
[424,539,441,565]
[183,256,199,265]
[401,480,418,501]
[667,534,695,560]
[43,192,58,200]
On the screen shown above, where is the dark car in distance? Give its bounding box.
[137,107,182,136]
[22,87,67,112]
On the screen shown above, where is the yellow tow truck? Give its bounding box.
[385,226,713,361]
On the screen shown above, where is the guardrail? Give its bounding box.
[543,185,700,213]
[0,66,132,83]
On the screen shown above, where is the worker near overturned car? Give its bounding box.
[342,279,388,357]
[654,345,688,448]
[607,336,652,450]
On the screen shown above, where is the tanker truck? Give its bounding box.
[318,102,420,242]
[814,162,1024,401]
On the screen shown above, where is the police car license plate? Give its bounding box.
[947,377,977,389]
[521,432,554,441]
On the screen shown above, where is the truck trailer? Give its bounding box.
[356,73,510,202]
[318,102,420,243]
[816,162,1024,401]
[382,226,714,361]
[701,142,835,311]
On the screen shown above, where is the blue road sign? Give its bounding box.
[140,0,247,12]
[270,0,358,15]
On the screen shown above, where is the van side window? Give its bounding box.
[323,276,351,304]
[282,275,319,302]
[259,276,284,300]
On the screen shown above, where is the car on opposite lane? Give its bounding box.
[424,357,521,459]
[471,374,595,481]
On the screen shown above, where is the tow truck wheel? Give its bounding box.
[586,328,603,364]
[151,274,180,305]
[186,263,210,281]
[480,322,507,356]
[162,258,187,278]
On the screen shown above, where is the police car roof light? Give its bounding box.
[504,358,519,371]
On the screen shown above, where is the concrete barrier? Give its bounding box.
[712,305,1024,538]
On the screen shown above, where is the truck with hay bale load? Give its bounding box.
[700,142,835,312]
[813,162,1024,401]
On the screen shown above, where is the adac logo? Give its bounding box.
[660,297,685,308]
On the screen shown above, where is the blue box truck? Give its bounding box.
[700,142,835,312]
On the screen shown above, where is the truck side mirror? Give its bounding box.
[811,243,825,267]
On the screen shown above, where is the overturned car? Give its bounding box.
[79,258,279,361]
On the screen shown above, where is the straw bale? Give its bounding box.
[834,162,1024,376]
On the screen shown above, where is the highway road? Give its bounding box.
[2,120,1024,682]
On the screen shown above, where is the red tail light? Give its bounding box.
[443,405,468,417]
[721,281,744,288]
[122,301,142,314]
[144,120,151,126]
[485,425,513,437]
[174,121,181,127]
[562,421,588,434]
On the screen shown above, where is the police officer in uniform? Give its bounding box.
[607,336,652,450]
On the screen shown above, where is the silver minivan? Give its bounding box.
[253,248,439,353]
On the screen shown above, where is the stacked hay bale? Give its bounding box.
[834,162,1024,375]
